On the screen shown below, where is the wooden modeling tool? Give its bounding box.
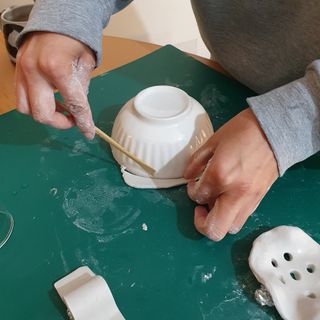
[55,99,156,176]
[95,126,156,176]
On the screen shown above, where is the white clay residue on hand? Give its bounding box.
[120,166,187,189]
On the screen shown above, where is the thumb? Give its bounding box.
[73,52,95,94]
[53,60,95,139]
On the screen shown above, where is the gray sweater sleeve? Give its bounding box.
[191,1,320,176]
[247,61,320,175]
[17,0,132,65]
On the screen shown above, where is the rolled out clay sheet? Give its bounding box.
[121,167,187,189]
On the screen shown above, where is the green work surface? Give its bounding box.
[1,45,319,320]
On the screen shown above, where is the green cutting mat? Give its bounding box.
[1,45,319,320]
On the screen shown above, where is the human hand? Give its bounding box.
[15,32,96,139]
[184,108,279,241]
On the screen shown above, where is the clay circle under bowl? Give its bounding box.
[111,85,214,179]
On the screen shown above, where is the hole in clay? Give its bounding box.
[271,259,278,267]
[279,276,286,284]
[283,252,293,261]
[290,271,301,280]
[307,292,317,299]
[306,264,315,273]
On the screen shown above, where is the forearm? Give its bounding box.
[248,60,320,175]
[17,0,133,65]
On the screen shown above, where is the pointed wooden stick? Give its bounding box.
[54,99,155,176]
[95,126,156,176]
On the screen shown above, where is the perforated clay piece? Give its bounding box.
[249,226,320,320]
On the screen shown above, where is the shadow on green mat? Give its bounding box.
[231,226,282,320]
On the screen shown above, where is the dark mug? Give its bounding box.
[1,4,33,63]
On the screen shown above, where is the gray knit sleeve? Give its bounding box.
[17,0,133,65]
[247,60,320,175]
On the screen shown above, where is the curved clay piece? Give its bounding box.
[121,167,187,189]
[249,226,320,320]
[54,266,125,320]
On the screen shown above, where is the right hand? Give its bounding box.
[184,108,279,241]
[15,32,96,139]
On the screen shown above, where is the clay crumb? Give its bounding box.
[49,188,58,197]
[255,285,274,307]
[201,272,213,283]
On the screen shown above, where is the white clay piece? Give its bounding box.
[121,166,187,189]
[249,226,320,320]
[54,266,125,320]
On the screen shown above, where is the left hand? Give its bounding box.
[184,108,279,241]
[15,32,96,139]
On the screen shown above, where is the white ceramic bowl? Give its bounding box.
[111,85,214,179]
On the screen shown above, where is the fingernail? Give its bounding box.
[85,131,95,140]
[229,226,240,234]
[207,228,224,242]
[211,235,223,241]
[210,232,224,241]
